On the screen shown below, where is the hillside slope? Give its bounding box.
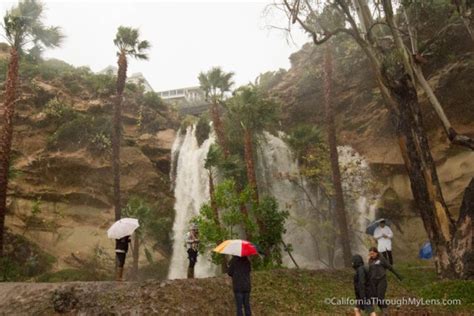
[0,56,179,276]
[0,268,472,315]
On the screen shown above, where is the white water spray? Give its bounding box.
[168,126,217,279]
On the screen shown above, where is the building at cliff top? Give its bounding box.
[158,86,210,115]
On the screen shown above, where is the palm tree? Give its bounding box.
[323,44,351,268]
[198,67,234,157]
[227,86,278,204]
[0,0,63,257]
[112,26,150,221]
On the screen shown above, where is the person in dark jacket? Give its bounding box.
[368,247,402,315]
[115,235,131,281]
[352,255,374,316]
[227,256,251,316]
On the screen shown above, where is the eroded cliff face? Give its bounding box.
[271,35,474,260]
[2,64,179,272]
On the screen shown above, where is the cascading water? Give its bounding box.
[257,133,377,268]
[337,146,378,254]
[168,126,218,279]
[257,132,325,269]
[168,127,376,275]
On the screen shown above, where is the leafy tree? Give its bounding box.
[112,26,150,221]
[0,0,63,257]
[193,180,288,268]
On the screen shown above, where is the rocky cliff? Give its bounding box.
[1,56,179,278]
[270,31,474,259]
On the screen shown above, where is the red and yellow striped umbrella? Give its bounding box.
[213,239,258,257]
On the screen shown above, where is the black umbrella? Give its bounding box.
[366,218,392,236]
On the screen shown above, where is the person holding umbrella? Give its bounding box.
[214,240,258,316]
[115,235,131,281]
[107,217,140,281]
[372,219,394,265]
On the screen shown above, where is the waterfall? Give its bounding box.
[257,133,377,268]
[257,132,324,269]
[167,126,218,279]
[337,146,378,254]
[168,127,376,275]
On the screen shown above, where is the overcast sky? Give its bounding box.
[1,0,309,91]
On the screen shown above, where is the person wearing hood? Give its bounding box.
[368,247,403,315]
[352,255,374,316]
[228,256,252,316]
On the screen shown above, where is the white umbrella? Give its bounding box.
[107,218,139,239]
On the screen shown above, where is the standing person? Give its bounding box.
[185,224,199,278]
[228,256,252,316]
[373,219,394,264]
[115,235,131,281]
[368,247,402,315]
[351,255,375,316]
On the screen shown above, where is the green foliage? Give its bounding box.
[2,0,64,53]
[142,91,165,110]
[47,114,112,154]
[43,97,77,124]
[198,66,234,102]
[179,115,197,132]
[195,115,211,146]
[114,26,150,60]
[284,124,332,191]
[255,69,286,94]
[226,85,280,133]
[124,196,173,258]
[1,231,56,281]
[193,179,288,269]
[31,197,42,216]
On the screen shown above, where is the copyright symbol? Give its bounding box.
[324,298,331,305]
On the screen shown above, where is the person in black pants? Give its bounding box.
[227,256,252,316]
[352,255,374,316]
[115,235,131,281]
[368,247,402,315]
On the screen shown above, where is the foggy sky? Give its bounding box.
[0,0,309,91]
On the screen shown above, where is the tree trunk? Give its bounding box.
[324,44,352,268]
[243,128,259,204]
[0,48,20,257]
[211,102,229,158]
[113,52,127,221]
[389,75,472,279]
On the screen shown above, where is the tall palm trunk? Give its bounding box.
[211,102,229,157]
[324,45,352,268]
[113,52,127,221]
[0,48,20,257]
[208,170,228,273]
[243,128,259,204]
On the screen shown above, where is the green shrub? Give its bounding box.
[1,231,56,281]
[142,91,165,110]
[44,98,78,124]
[195,115,210,146]
[48,114,112,153]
